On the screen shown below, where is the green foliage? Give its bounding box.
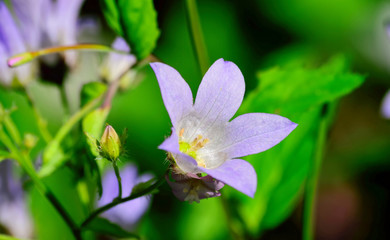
[131,178,158,196]
[80,82,107,107]
[0,234,26,240]
[240,55,365,119]
[84,217,139,239]
[234,54,366,235]
[100,0,160,60]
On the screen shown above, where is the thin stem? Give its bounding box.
[185,0,209,75]
[60,84,70,118]
[43,94,103,163]
[3,114,22,146]
[0,126,81,240]
[220,195,244,240]
[81,175,166,228]
[23,87,52,143]
[303,105,328,240]
[113,161,122,199]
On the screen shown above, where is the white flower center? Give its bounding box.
[175,112,228,171]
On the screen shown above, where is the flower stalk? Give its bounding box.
[303,104,329,240]
[184,0,209,74]
[0,124,81,240]
[113,162,122,200]
[81,175,166,229]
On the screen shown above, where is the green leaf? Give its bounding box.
[235,55,365,235]
[0,149,11,162]
[83,108,109,157]
[80,82,107,107]
[131,178,159,196]
[240,55,365,120]
[100,0,160,60]
[0,234,27,240]
[84,217,139,239]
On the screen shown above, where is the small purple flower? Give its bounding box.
[0,2,33,87]
[100,37,137,85]
[98,164,153,230]
[0,160,33,238]
[151,59,297,201]
[380,89,390,119]
[39,0,85,67]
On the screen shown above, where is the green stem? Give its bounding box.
[185,0,209,75]
[81,176,166,228]
[43,95,103,163]
[113,161,122,199]
[220,195,244,240]
[303,105,328,240]
[3,114,22,146]
[60,84,70,119]
[0,126,81,240]
[24,87,53,143]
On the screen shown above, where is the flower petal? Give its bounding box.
[0,3,26,55]
[101,37,136,82]
[158,129,199,173]
[224,113,297,158]
[150,62,194,127]
[200,159,257,198]
[194,58,245,124]
[12,0,43,49]
[381,89,390,119]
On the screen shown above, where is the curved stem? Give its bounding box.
[23,87,53,143]
[81,176,166,228]
[113,161,122,199]
[303,104,328,240]
[185,0,209,75]
[0,126,81,240]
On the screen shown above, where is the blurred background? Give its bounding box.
[1,0,390,239]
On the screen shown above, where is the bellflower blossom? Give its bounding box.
[381,24,390,119]
[39,0,85,67]
[0,160,33,238]
[0,2,33,87]
[100,37,138,88]
[151,59,297,203]
[98,164,153,229]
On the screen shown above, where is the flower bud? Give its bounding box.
[100,125,121,161]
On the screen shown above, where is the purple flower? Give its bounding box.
[100,37,137,85]
[0,160,33,238]
[98,164,153,230]
[151,58,297,201]
[380,89,390,119]
[39,0,85,67]
[0,2,34,87]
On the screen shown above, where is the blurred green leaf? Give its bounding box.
[241,55,365,120]
[82,108,109,157]
[80,82,107,107]
[235,55,365,235]
[84,217,139,239]
[178,198,229,240]
[131,178,158,196]
[30,168,87,240]
[0,149,11,162]
[100,0,160,60]
[0,234,27,240]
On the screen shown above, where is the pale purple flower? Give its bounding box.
[380,89,390,119]
[151,58,297,201]
[100,37,137,85]
[39,0,85,67]
[0,2,34,86]
[98,164,153,230]
[0,160,33,238]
